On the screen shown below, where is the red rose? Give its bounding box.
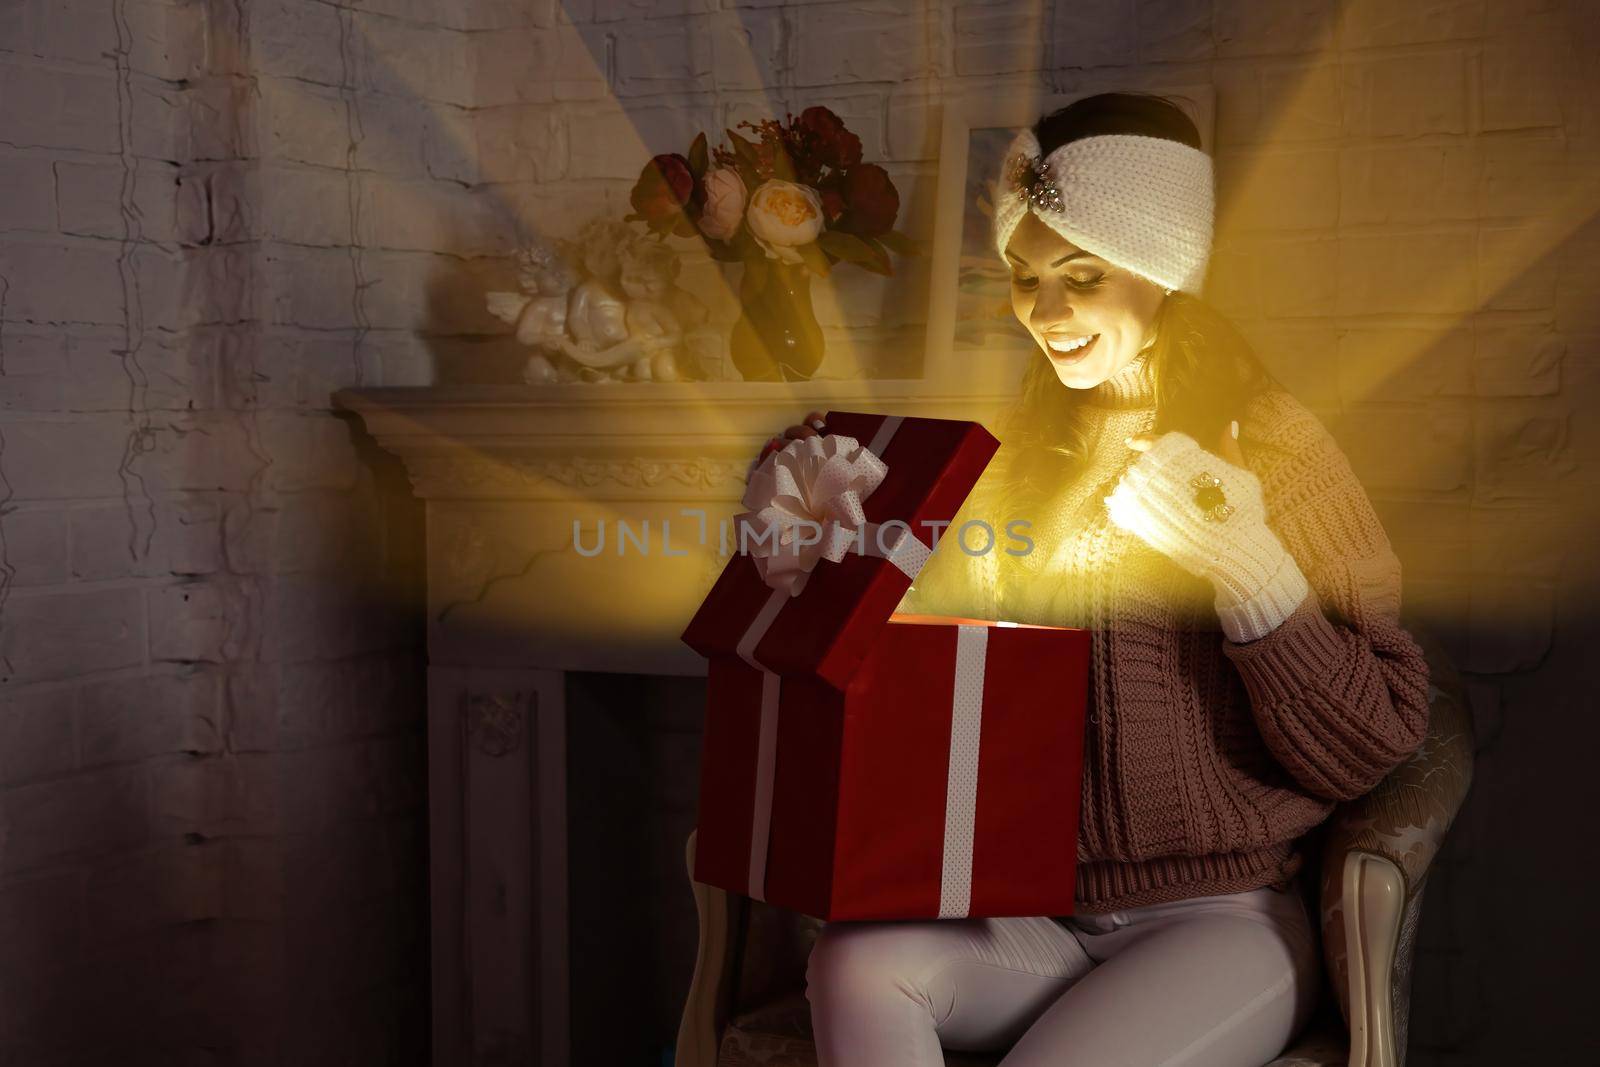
[630,153,699,236]
[835,164,899,238]
[797,106,863,171]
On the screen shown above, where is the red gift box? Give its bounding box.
[681,411,1090,921]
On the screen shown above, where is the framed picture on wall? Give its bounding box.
[921,86,1216,392]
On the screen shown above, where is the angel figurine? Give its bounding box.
[484,239,580,349]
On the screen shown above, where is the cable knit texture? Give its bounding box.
[896,377,1432,913]
[1104,430,1313,643]
[992,129,1215,293]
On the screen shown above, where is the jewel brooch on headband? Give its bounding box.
[1005,151,1064,214]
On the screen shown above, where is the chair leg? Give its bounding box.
[1342,851,1405,1067]
[676,829,734,1067]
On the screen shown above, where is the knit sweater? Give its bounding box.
[897,354,1433,912]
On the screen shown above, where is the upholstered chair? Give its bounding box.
[676,616,1474,1067]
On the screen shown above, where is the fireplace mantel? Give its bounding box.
[337,380,1016,677]
[334,378,1016,1066]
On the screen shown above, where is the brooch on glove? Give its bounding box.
[1190,471,1236,522]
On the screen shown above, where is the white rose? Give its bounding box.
[699,167,748,242]
[745,180,824,265]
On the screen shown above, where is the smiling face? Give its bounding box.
[1004,212,1167,390]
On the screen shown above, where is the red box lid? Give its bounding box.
[680,410,1000,690]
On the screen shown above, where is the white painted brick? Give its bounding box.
[1337,325,1475,404]
[148,581,233,663]
[70,496,223,581]
[1214,0,1336,58]
[1049,0,1139,67]
[355,248,470,330]
[595,0,716,21]
[350,93,435,177]
[252,0,349,86]
[1215,148,1338,231]
[1214,62,1342,147]
[1336,231,1478,316]
[1256,236,1337,318]
[0,154,57,234]
[1338,0,1485,48]
[262,244,358,329]
[0,507,71,586]
[1478,131,1567,218]
[421,104,479,183]
[793,0,933,86]
[258,165,354,247]
[1340,51,1469,139]
[258,574,414,663]
[1339,142,1480,224]
[0,588,147,685]
[0,418,133,500]
[256,413,363,492]
[1477,225,1560,311]
[84,845,224,943]
[29,0,119,65]
[1238,324,1342,412]
[1471,402,1569,503]
[0,688,78,785]
[566,101,716,180]
[885,80,941,162]
[1,767,149,874]
[473,105,570,184]
[79,670,222,765]
[708,7,785,92]
[359,12,476,106]
[221,331,362,411]
[615,16,715,97]
[1137,0,1213,62]
[1339,406,1473,492]
[258,76,356,170]
[127,414,260,496]
[0,235,125,325]
[1481,34,1566,132]
[954,3,1046,77]
[473,23,612,107]
[1473,327,1563,396]
[54,159,185,244]
[0,61,119,155]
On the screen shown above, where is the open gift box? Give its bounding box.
[681,411,1090,921]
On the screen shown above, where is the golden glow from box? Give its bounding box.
[330,0,1600,634]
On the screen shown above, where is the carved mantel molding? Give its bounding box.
[336,379,1017,502]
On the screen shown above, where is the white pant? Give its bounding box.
[804,882,1321,1066]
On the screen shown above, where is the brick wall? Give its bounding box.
[3,1,1596,1063]
[0,0,460,1060]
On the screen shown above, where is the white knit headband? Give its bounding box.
[992,129,1214,295]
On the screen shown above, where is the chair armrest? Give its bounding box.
[1318,619,1474,1067]
[676,829,738,1067]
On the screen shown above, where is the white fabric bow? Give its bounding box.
[736,433,890,597]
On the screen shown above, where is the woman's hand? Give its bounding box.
[745,409,828,484]
[1104,420,1312,643]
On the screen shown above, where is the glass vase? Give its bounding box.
[729,258,826,382]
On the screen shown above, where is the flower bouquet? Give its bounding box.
[624,107,921,381]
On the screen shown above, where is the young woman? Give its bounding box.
[753,92,1431,1065]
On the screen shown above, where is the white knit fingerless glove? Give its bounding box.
[1104,431,1311,643]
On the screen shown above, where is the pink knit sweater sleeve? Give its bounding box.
[1221,394,1431,801]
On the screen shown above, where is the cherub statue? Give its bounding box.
[485,238,581,350]
[489,217,717,383]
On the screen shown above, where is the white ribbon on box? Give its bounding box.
[731,415,988,916]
